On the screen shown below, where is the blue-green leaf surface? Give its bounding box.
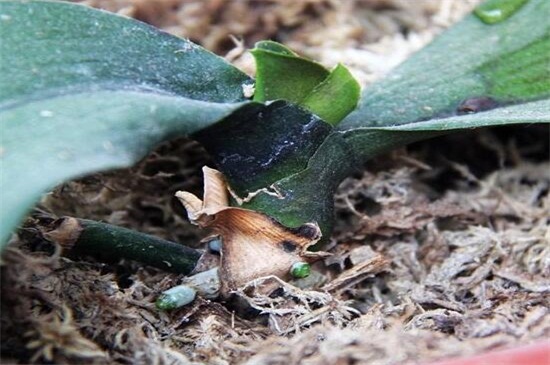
[341,0,550,130]
[0,1,252,246]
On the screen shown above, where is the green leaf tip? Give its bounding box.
[302,63,361,125]
[251,41,328,104]
[290,262,311,278]
[254,40,298,56]
[251,41,360,125]
[156,285,197,310]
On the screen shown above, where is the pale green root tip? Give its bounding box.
[290,262,311,278]
[156,284,196,310]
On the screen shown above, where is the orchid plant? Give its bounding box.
[1,0,548,306]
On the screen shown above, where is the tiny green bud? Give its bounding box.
[290,262,311,278]
[155,284,196,310]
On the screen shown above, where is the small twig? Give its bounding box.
[322,254,390,294]
[44,217,201,274]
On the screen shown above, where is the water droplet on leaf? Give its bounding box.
[474,0,529,24]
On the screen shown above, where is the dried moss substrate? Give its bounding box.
[2,127,548,364]
[2,1,549,364]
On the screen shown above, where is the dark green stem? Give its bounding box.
[193,101,445,244]
[193,101,342,240]
[45,217,201,274]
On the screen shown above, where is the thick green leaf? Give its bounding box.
[0,1,252,245]
[341,0,550,130]
[343,99,550,163]
[0,2,249,104]
[477,36,550,101]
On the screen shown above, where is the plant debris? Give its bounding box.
[175,166,328,297]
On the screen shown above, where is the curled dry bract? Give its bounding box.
[176,166,329,296]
